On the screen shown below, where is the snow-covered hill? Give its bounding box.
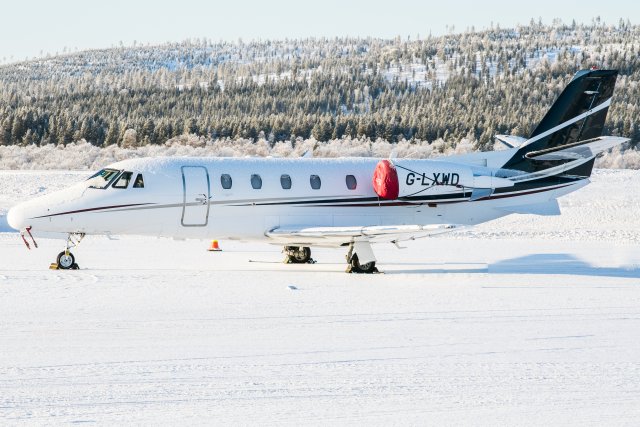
[1,20,639,151]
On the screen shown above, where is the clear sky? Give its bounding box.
[0,0,634,62]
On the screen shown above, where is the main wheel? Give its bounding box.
[349,254,377,274]
[56,251,75,270]
[285,246,311,264]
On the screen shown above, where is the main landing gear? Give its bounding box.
[345,242,379,274]
[50,233,85,270]
[283,242,379,273]
[283,246,315,264]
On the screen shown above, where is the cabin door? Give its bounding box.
[181,166,210,227]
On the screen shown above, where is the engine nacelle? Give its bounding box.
[372,159,513,200]
[394,159,473,198]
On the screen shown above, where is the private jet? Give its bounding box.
[7,68,628,273]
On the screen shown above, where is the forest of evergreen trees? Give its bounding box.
[1,18,639,151]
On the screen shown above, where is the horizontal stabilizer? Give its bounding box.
[496,199,561,216]
[495,135,527,148]
[524,136,629,162]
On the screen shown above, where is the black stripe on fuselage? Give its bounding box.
[311,182,575,206]
[493,175,583,196]
[32,203,156,219]
[235,191,471,207]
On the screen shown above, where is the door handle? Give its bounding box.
[194,193,209,205]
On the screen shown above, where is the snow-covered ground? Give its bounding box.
[1,170,640,425]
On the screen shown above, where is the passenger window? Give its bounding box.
[133,174,145,188]
[346,175,357,190]
[112,171,133,189]
[221,174,232,189]
[280,174,292,189]
[310,174,321,190]
[251,174,262,189]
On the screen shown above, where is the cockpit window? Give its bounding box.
[133,174,145,188]
[112,171,133,189]
[87,168,120,189]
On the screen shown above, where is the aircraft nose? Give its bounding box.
[6,205,27,231]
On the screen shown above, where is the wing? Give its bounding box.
[265,224,460,247]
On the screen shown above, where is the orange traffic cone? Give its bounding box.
[208,240,222,251]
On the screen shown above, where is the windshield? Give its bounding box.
[86,168,121,189]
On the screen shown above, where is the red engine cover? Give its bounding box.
[372,159,399,200]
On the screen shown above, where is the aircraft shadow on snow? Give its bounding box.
[389,253,640,278]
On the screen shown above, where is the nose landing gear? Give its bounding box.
[50,233,85,270]
[54,250,78,270]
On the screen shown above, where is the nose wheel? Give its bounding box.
[55,251,79,270]
[50,233,84,270]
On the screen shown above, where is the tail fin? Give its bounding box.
[503,69,619,173]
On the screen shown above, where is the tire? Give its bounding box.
[285,246,311,264]
[349,254,377,274]
[56,251,75,270]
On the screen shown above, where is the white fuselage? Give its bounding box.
[7,155,587,247]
